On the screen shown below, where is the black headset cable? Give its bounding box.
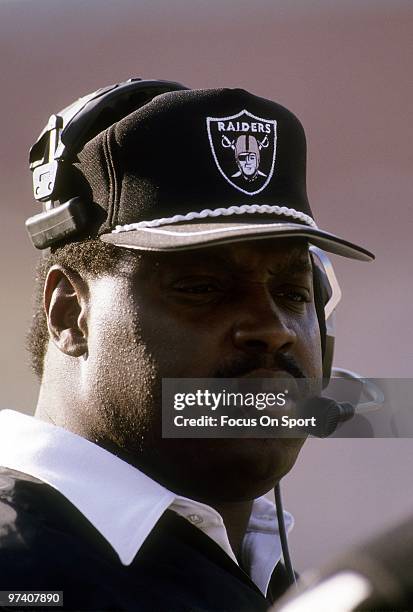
[274,482,297,587]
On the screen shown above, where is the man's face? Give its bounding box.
[238,152,258,176]
[83,238,322,501]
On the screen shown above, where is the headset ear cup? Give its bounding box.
[310,247,342,387]
[312,266,326,354]
[312,260,331,384]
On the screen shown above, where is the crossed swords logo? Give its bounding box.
[221,134,270,181]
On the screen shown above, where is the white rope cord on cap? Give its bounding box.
[112,204,318,233]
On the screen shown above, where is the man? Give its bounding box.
[0,82,373,611]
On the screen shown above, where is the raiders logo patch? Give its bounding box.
[206,110,277,195]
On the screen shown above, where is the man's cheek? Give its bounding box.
[149,331,216,378]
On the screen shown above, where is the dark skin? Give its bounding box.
[35,237,323,560]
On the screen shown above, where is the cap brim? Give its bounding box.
[100,220,374,262]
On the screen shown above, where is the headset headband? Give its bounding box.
[27,78,189,247]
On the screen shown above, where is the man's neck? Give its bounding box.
[33,409,255,561]
[210,499,254,563]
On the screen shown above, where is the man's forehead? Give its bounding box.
[122,237,311,275]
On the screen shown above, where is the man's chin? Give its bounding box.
[151,437,305,502]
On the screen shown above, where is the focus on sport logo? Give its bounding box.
[206,110,277,196]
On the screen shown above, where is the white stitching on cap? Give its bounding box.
[111,204,317,233]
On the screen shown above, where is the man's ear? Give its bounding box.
[44,265,89,358]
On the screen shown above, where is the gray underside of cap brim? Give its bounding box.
[100,221,374,262]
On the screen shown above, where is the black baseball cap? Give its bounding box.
[70,87,374,261]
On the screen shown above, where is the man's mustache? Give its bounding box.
[212,353,306,379]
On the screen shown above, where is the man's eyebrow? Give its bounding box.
[268,257,313,276]
[145,248,313,276]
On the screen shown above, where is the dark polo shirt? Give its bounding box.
[0,468,293,611]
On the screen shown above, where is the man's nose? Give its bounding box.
[232,287,297,355]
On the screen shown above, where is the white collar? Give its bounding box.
[0,409,293,595]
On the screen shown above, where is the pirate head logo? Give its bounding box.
[206,110,277,195]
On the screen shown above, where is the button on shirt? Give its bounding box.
[0,409,293,596]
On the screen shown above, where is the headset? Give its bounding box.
[27,78,189,250]
[26,78,383,589]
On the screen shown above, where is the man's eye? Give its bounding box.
[288,292,308,303]
[173,282,221,294]
[276,290,310,303]
[180,285,215,293]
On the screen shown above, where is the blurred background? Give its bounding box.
[0,0,412,571]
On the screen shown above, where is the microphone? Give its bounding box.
[271,513,413,611]
[294,370,385,437]
[296,396,355,438]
